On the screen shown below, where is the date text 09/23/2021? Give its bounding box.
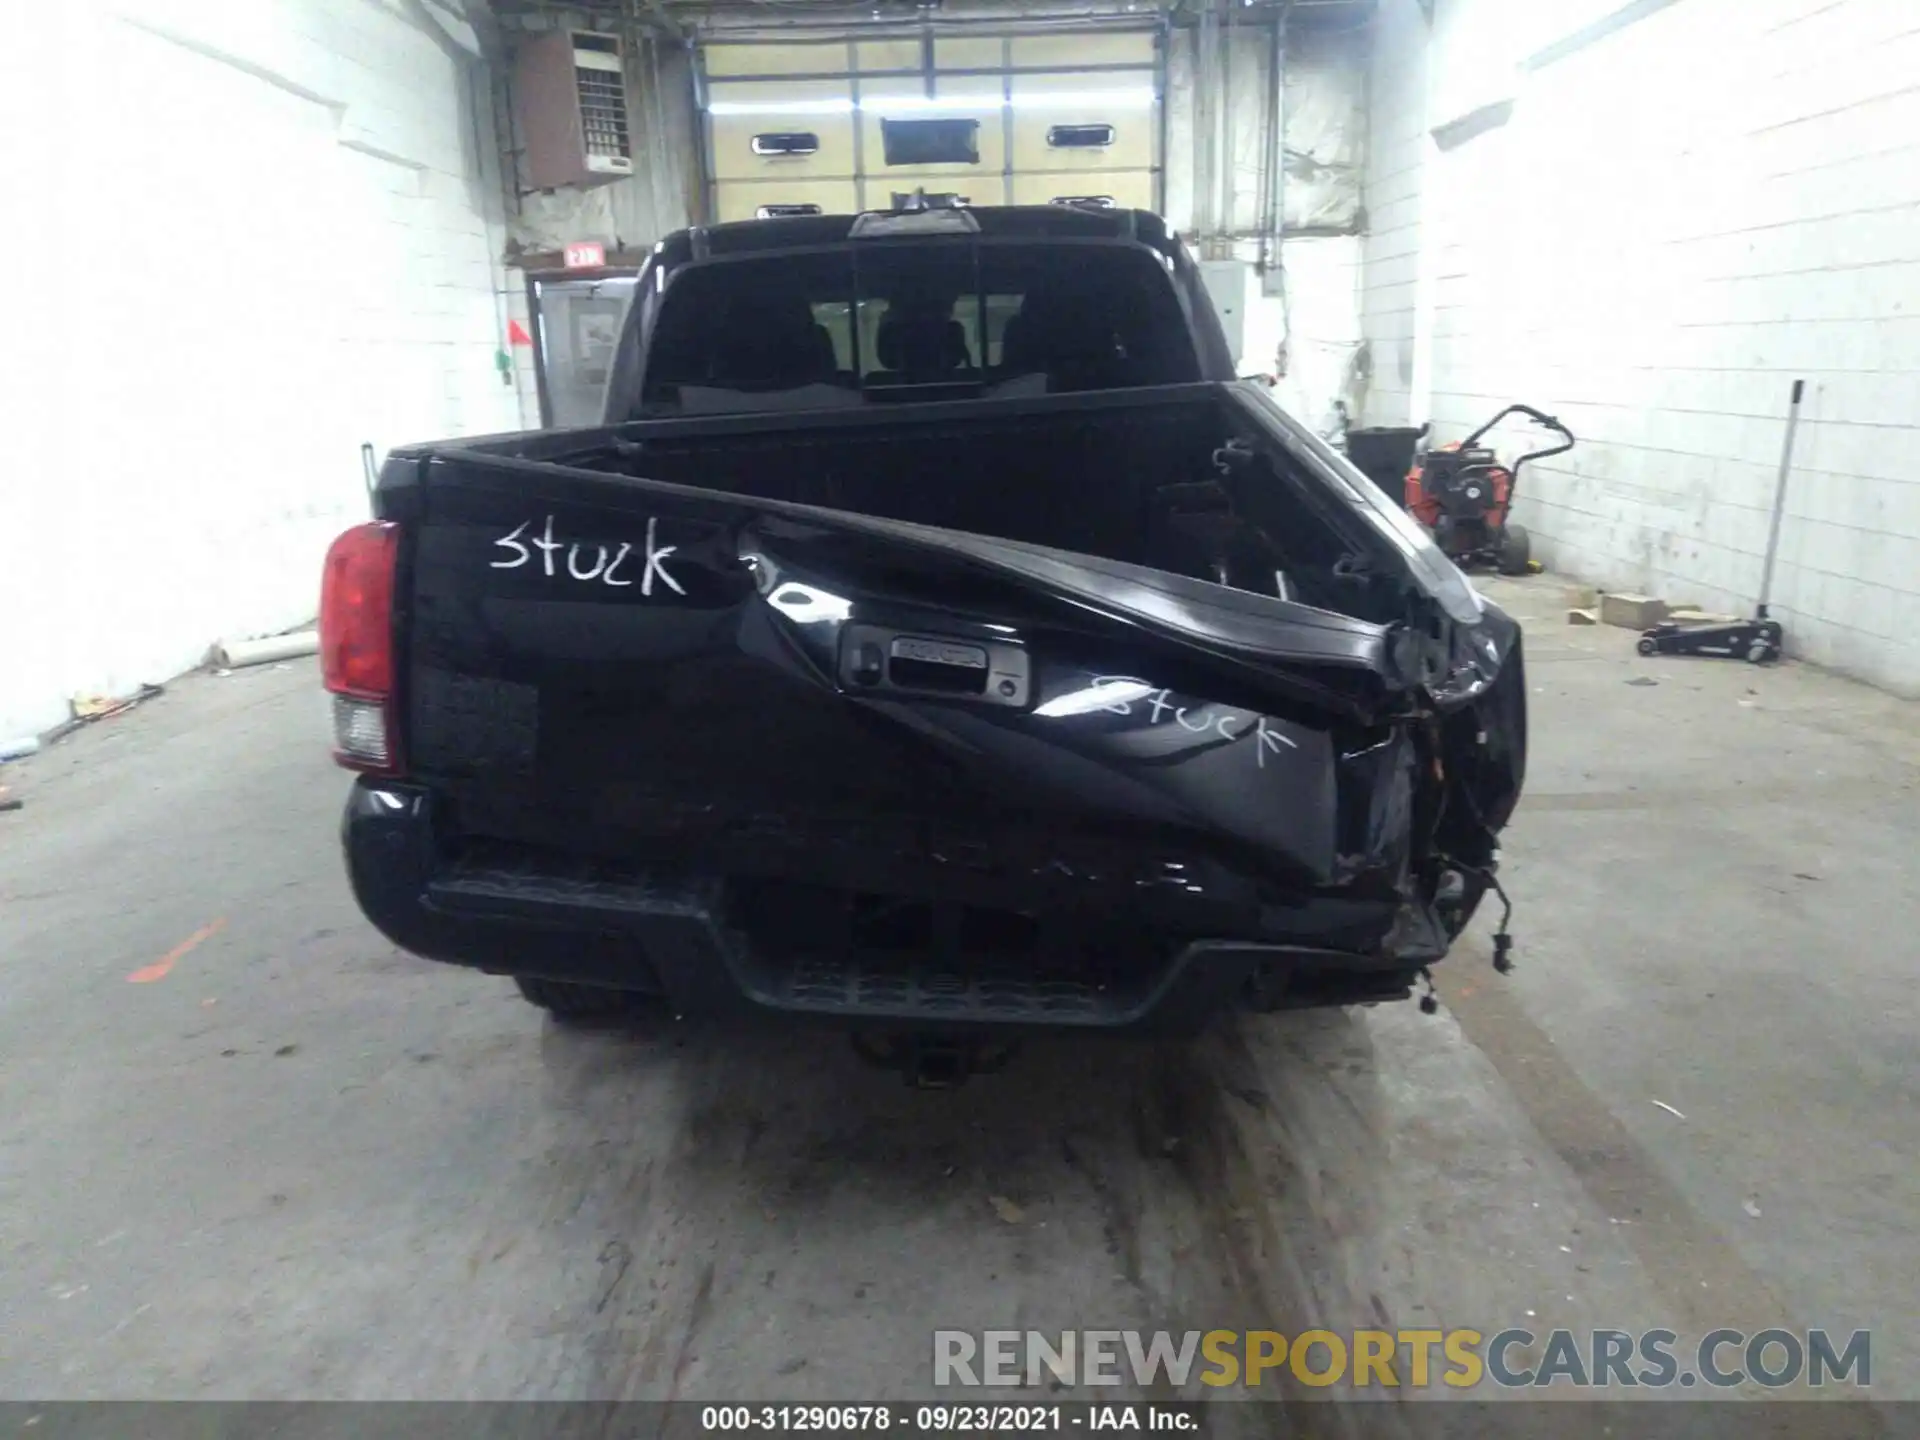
[700,1406,1196,1432]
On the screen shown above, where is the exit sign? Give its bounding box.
[563,241,606,269]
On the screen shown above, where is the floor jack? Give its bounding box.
[1637,379,1803,664]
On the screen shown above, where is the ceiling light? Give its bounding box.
[706,87,1156,117]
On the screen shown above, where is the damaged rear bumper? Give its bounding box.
[343,781,1453,1033]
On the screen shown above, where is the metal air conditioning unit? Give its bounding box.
[514,30,634,190]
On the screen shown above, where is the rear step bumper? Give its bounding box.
[343,781,1423,1032]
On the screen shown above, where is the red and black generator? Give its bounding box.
[1405,405,1574,575]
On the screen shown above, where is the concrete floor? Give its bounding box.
[1,576,1914,1425]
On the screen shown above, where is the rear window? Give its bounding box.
[637,241,1201,416]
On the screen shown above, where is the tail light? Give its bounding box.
[319,521,400,772]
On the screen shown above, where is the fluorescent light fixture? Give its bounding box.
[1010,87,1157,111]
[865,93,1002,115]
[709,97,854,116]
[710,96,852,116]
[707,87,1156,117]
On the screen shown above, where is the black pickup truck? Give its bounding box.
[321,202,1525,1079]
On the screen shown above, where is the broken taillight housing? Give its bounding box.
[319,521,399,772]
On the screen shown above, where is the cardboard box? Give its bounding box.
[1600,593,1669,630]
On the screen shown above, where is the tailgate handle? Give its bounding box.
[839,624,1030,708]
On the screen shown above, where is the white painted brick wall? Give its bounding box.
[0,0,535,740]
[1357,0,1431,426]
[1360,0,1920,697]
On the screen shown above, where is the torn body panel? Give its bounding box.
[347,378,1524,1032]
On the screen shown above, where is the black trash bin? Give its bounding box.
[1344,425,1428,509]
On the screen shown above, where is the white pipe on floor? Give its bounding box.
[213,633,320,669]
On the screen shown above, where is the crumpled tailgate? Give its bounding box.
[390,447,1508,914]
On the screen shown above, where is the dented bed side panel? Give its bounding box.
[376,392,1525,978]
[403,468,1373,889]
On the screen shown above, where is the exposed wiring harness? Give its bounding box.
[1424,723,1519,988]
[1449,860,1515,973]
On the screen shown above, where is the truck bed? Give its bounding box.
[339,381,1524,1030]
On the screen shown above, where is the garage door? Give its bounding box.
[699,30,1162,224]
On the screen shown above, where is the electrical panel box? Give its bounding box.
[515,30,634,190]
[1198,259,1253,367]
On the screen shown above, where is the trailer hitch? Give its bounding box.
[850,1031,1022,1088]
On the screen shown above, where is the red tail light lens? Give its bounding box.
[320,522,398,698]
[320,522,399,772]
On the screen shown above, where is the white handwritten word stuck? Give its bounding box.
[490,514,684,596]
[1089,675,1299,768]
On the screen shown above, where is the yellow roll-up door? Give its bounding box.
[699,30,1161,224]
